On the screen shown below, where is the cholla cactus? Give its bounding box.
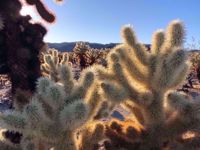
[0,62,105,150]
[0,0,56,94]
[73,42,91,54]
[96,20,200,150]
[40,48,72,82]
[72,42,91,70]
[73,42,110,70]
[91,48,110,67]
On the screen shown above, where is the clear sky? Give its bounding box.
[30,0,200,46]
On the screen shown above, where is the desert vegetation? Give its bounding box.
[1,0,200,150]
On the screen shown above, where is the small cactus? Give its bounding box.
[40,48,72,82]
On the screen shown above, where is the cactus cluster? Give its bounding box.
[40,45,110,80]
[1,3,200,148]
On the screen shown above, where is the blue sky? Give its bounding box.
[40,0,200,46]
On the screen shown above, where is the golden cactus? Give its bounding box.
[96,20,200,150]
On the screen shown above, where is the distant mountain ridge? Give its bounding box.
[48,42,199,53]
[47,42,119,52]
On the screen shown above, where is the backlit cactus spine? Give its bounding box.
[96,20,200,150]
[0,62,105,150]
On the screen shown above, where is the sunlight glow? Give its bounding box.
[20,6,35,16]
[20,5,45,24]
